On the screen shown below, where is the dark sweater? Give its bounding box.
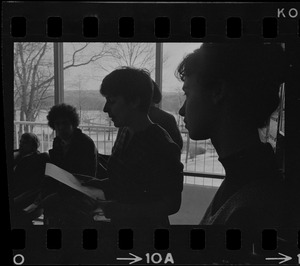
[40,128,98,226]
[104,124,184,227]
[149,106,183,150]
[13,150,49,199]
[200,142,289,228]
[49,128,97,177]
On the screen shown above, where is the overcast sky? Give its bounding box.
[64,42,202,93]
[162,43,202,92]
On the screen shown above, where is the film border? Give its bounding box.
[3,1,300,265]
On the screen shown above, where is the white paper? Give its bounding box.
[45,163,105,201]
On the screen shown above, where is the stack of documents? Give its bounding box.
[45,163,106,201]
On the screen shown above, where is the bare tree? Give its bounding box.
[106,43,156,73]
[14,42,110,123]
[14,43,52,123]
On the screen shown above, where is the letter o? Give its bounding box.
[13,254,25,265]
[151,253,162,264]
[289,8,298,18]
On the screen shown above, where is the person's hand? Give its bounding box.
[23,203,38,214]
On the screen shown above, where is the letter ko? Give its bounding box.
[277,8,298,18]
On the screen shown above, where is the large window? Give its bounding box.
[13,42,225,183]
[62,43,156,154]
[14,42,55,151]
[63,43,156,126]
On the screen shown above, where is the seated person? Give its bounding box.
[11,133,49,227]
[86,67,184,227]
[149,80,183,150]
[39,103,98,226]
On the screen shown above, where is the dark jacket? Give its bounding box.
[11,150,49,227]
[103,124,184,227]
[49,128,97,177]
[13,150,49,199]
[199,142,300,264]
[200,142,295,227]
[40,128,98,226]
[149,106,183,150]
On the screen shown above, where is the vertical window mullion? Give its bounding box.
[53,42,64,104]
[155,43,163,109]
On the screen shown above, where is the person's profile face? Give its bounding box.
[54,118,74,141]
[179,74,216,140]
[103,95,134,128]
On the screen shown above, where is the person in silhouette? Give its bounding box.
[176,43,299,262]
[40,103,98,226]
[12,133,49,227]
[86,67,184,227]
[177,43,294,226]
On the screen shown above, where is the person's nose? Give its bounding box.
[179,101,186,117]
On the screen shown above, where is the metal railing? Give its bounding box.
[14,121,225,187]
[14,121,118,155]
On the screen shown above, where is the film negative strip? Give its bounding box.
[3,1,300,265]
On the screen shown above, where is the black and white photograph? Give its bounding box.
[3,2,300,265]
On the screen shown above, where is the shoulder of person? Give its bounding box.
[150,107,176,122]
[147,124,172,141]
[38,152,51,163]
[52,136,63,148]
[74,128,96,146]
[16,151,41,167]
[146,124,180,153]
[232,178,282,206]
[23,151,40,159]
[228,178,286,225]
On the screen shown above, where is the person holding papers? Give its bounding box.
[46,103,97,177]
[40,103,98,226]
[85,67,184,227]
